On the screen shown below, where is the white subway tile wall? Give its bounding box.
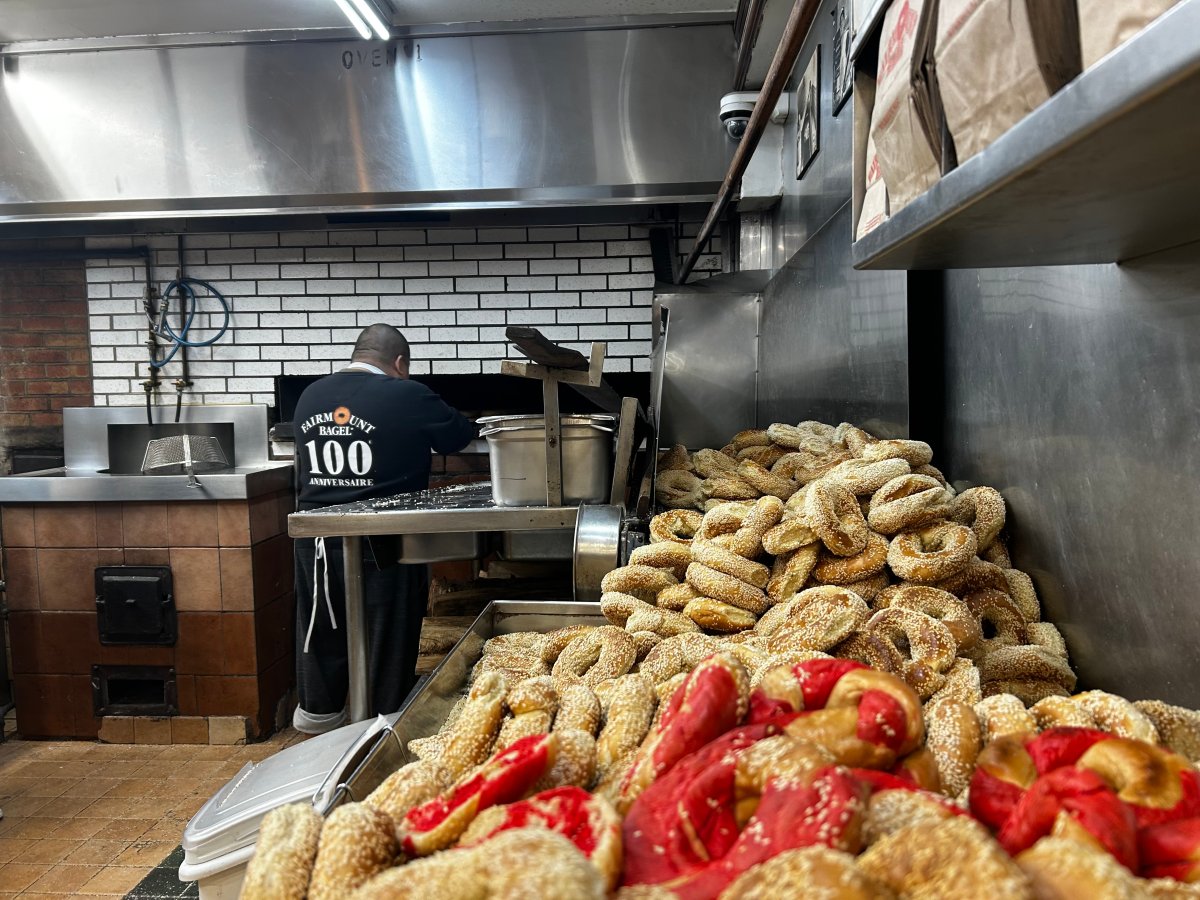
[83,226,722,406]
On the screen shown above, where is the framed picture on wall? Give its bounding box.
[832,0,854,114]
[796,44,820,179]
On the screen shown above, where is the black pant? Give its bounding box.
[293,537,427,717]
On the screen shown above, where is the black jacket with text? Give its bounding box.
[294,371,476,510]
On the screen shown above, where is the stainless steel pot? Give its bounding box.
[477,414,616,506]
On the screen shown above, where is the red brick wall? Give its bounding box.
[0,248,92,472]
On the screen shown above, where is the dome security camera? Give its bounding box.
[720,91,758,140]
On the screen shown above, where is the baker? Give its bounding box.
[292,323,477,734]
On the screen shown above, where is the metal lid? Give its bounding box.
[475,413,616,426]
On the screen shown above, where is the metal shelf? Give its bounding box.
[852,0,1200,271]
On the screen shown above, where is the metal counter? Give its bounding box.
[0,463,293,502]
[288,483,588,724]
[288,482,578,537]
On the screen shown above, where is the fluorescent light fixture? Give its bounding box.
[332,0,372,39]
[348,0,392,40]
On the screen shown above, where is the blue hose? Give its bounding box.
[149,277,231,369]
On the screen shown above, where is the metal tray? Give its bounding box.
[313,600,605,812]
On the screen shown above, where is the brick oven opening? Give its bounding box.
[91,665,178,717]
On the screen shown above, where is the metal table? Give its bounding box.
[288,482,581,723]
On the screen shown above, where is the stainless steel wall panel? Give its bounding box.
[938,244,1200,706]
[758,202,908,433]
[652,273,763,449]
[0,26,732,221]
[766,0,854,268]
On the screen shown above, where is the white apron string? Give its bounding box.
[303,536,338,653]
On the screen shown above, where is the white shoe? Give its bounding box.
[292,706,349,735]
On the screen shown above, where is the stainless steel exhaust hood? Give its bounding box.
[0,24,734,224]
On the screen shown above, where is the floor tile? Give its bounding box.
[26,861,98,894]
[92,819,155,842]
[19,838,84,866]
[49,817,109,841]
[62,776,124,799]
[80,863,147,894]
[0,862,48,892]
[114,840,177,868]
[59,840,134,867]
[0,839,33,866]
[32,794,96,818]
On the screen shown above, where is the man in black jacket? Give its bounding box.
[292,323,476,733]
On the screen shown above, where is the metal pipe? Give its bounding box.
[678,0,822,284]
[733,0,767,90]
[343,535,372,722]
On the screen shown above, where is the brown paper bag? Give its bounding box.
[934,0,1080,164]
[857,133,891,239]
[1078,0,1182,69]
[854,71,890,240]
[871,0,942,211]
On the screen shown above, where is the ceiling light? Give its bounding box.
[348,0,392,40]
[332,0,372,39]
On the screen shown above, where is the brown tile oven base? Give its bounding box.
[3,491,296,741]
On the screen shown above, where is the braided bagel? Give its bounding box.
[552,626,637,688]
[973,693,1037,743]
[696,501,753,540]
[767,586,870,653]
[805,479,870,557]
[771,448,852,483]
[655,581,700,611]
[868,474,954,535]
[736,459,797,499]
[766,544,821,604]
[308,802,398,898]
[1073,690,1160,743]
[767,421,837,452]
[685,562,769,615]
[913,463,951,489]
[440,672,508,780]
[683,596,759,632]
[730,429,772,451]
[859,439,934,467]
[888,584,982,654]
[496,676,559,750]
[242,803,323,900]
[726,495,786,558]
[825,457,912,496]
[600,565,678,603]
[1030,696,1097,731]
[761,516,819,555]
[692,448,739,478]
[629,540,692,579]
[701,474,759,501]
[654,469,703,509]
[832,630,905,674]
[648,509,703,544]
[926,657,983,706]
[951,486,1006,551]
[1002,568,1042,622]
[888,523,977,584]
[596,674,657,778]
[540,625,595,664]
[554,682,601,736]
[657,444,693,472]
[979,645,1077,692]
[601,592,699,638]
[812,530,890,585]
[690,539,770,588]
[867,607,957,699]
[736,443,789,468]
[721,847,889,899]
[934,557,1012,597]
[835,422,876,455]
[923,697,983,798]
